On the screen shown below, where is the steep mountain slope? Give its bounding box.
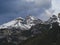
[0,16,42,30]
[0,16,43,45]
[20,22,60,45]
[0,15,60,45]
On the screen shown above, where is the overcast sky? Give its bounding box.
[52,0,60,15]
[0,0,59,24]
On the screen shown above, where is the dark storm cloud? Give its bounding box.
[0,0,51,24]
[0,0,51,14]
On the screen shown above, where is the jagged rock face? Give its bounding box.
[0,18,60,45]
[45,15,58,24]
[0,16,42,30]
[0,22,50,44]
[25,16,42,26]
[0,16,43,45]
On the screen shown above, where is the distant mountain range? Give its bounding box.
[0,16,42,30]
[0,15,59,30]
[0,15,60,45]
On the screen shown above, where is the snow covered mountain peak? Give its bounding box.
[25,15,42,25]
[45,15,58,24]
[15,17,24,21]
[26,16,38,20]
[0,16,42,30]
